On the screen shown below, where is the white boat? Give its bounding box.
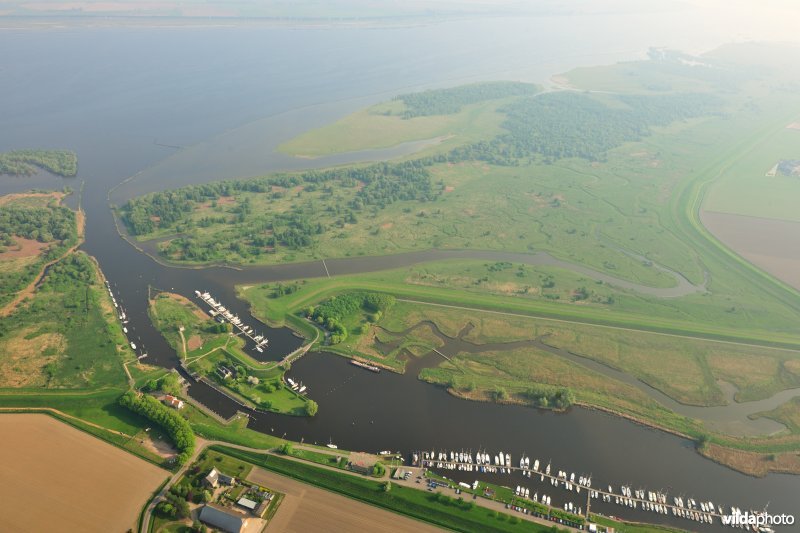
[123,327,128,333]
[327,443,338,449]
[256,346,263,353]
[298,386,306,394]
[287,378,297,388]
[130,342,137,350]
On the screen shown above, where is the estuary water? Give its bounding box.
[2,12,799,530]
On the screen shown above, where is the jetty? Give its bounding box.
[416,448,758,529]
[195,290,268,353]
[350,359,381,373]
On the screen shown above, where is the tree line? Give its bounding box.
[304,292,395,344]
[393,81,539,118]
[0,204,76,247]
[0,149,78,177]
[118,391,195,464]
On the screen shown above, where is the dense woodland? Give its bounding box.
[446,92,721,164]
[0,201,78,307]
[304,292,396,344]
[121,160,440,262]
[393,81,539,118]
[0,149,78,177]
[0,203,76,248]
[120,87,720,263]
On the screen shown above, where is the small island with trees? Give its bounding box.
[0,149,78,177]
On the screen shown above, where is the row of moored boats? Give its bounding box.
[286,378,307,395]
[105,280,146,359]
[417,448,768,530]
[196,291,268,352]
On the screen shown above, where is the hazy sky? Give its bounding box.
[1,0,798,45]
[680,0,800,42]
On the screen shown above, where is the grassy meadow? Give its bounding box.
[278,98,510,157]
[0,251,134,389]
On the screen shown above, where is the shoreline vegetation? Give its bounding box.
[241,278,800,476]
[0,149,78,177]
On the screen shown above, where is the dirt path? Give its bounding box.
[178,327,188,358]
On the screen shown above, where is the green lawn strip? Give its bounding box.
[589,514,691,533]
[196,448,254,480]
[214,446,563,532]
[286,448,348,470]
[184,405,284,450]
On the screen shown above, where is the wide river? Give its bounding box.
[2,13,799,531]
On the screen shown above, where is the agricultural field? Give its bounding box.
[0,414,167,533]
[249,465,442,533]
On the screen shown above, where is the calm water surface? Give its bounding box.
[2,15,799,530]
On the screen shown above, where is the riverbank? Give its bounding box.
[242,281,800,476]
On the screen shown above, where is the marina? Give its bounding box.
[195,291,269,354]
[416,449,770,531]
[105,280,146,359]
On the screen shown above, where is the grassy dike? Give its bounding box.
[240,267,800,352]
